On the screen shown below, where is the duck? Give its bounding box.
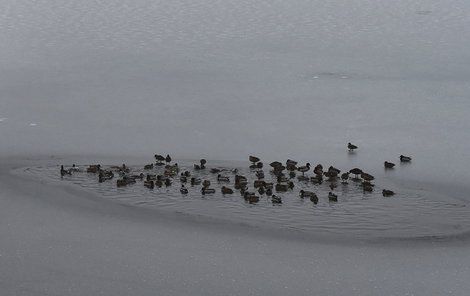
[180,175,188,183]
[154,154,165,164]
[264,182,274,189]
[299,190,316,199]
[190,177,201,186]
[348,142,358,151]
[98,170,114,183]
[274,174,284,183]
[323,171,338,181]
[254,180,266,188]
[146,174,156,181]
[221,186,234,194]
[116,179,128,187]
[249,155,260,164]
[194,159,206,170]
[256,170,265,179]
[266,188,273,196]
[180,185,188,194]
[155,176,163,187]
[144,180,155,189]
[271,195,282,204]
[210,168,221,174]
[311,175,323,184]
[384,161,395,169]
[400,155,412,162]
[310,193,319,204]
[313,164,323,176]
[329,183,337,191]
[202,180,211,188]
[165,154,172,163]
[69,164,80,172]
[164,178,172,187]
[217,174,230,182]
[341,172,349,183]
[275,183,288,192]
[87,164,101,174]
[382,189,395,197]
[328,166,341,175]
[144,164,154,170]
[258,187,265,195]
[297,163,311,176]
[201,187,215,195]
[362,183,373,192]
[270,161,283,169]
[286,159,298,167]
[349,168,363,179]
[328,192,338,202]
[244,192,260,204]
[361,172,375,182]
[288,181,295,189]
[60,165,72,176]
[289,171,296,179]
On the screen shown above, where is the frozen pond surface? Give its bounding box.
[17,157,470,240]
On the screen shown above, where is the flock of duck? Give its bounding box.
[60,143,412,205]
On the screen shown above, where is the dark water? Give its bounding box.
[17,159,470,239]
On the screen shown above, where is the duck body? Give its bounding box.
[144,180,155,189]
[249,155,260,163]
[328,192,338,202]
[221,186,234,194]
[384,161,395,169]
[254,180,266,188]
[144,164,154,170]
[201,187,215,195]
[271,195,282,204]
[400,155,412,162]
[217,174,230,182]
[275,184,288,192]
[190,177,201,185]
[349,168,363,178]
[382,189,395,197]
[348,142,358,151]
[180,186,188,194]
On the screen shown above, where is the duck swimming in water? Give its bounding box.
[244,192,260,204]
[382,189,395,197]
[144,180,155,189]
[180,185,188,194]
[194,159,207,170]
[201,187,215,195]
[202,180,211,188]
[217,174,230,182]
[165,154,172,164]
[144,164,154,170]
[341,172,349,183]
[384,161,395,169]
[328,192,338,202]
[154,154,165,164]
[271,195,282,204]
[299,190,315,199]
[190,177,201,186]
[221,186,234,194]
